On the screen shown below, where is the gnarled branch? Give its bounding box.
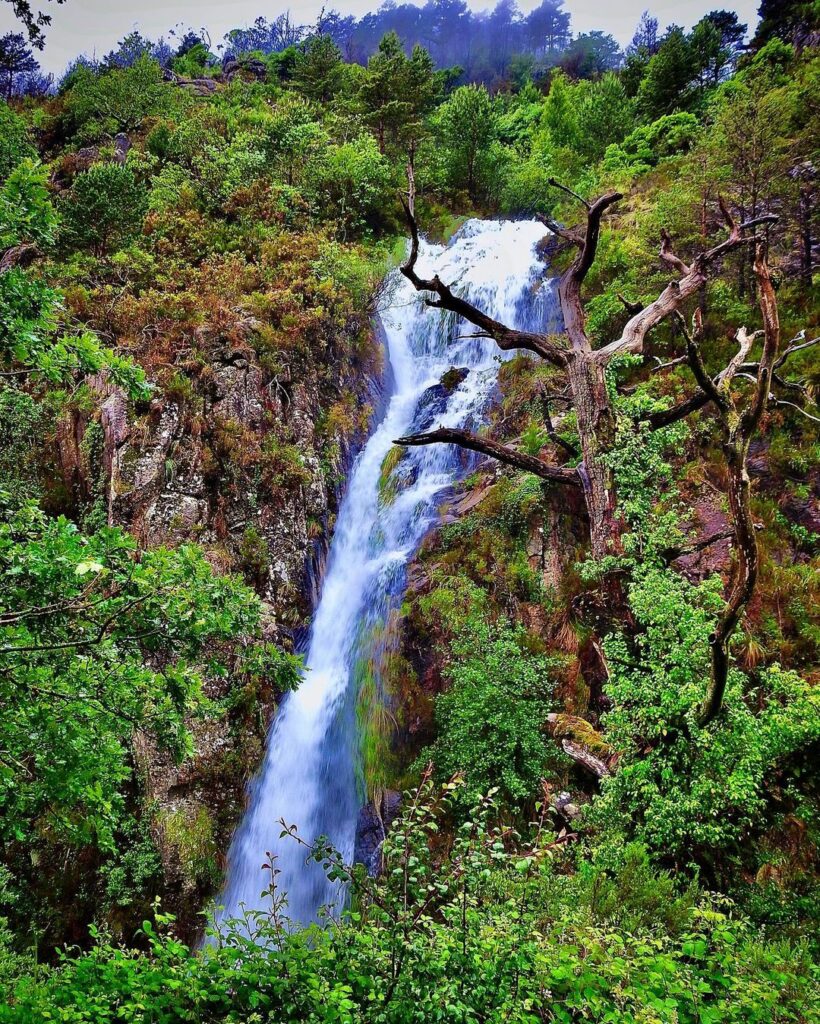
[594,202,778,364]
[399,171,567,366]
[698,244,780,728]
[394,427,581,488]
[555,186,623,352]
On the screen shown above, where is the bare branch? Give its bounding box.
[663,525,762,563]
[560,740,609,779]
[770,397,820,423]
[547,177,591,210]
[536,213,583,248]
[699,246,780,728]
[556,188,623,351]
[618,294,644,315]
[399,195,567,367]
[394,427,581,487]
[660,229,692,276]
[542,402,579,458]
[775,334,819,369]
[742,245,780,434]
[685,309,729,412]
[642,389,712,430]
[595,203,779,364]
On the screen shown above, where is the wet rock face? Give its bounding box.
[354,791,402,876]
[412,366,470,433]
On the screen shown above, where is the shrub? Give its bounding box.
[0,102,34,180]
[305,135,391,236]
[420,618,560,808]
[60,163,147,257]
[4,781,817,1023]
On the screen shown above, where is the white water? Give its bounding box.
[217,219,557,929]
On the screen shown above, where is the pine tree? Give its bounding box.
[0,31,37,99]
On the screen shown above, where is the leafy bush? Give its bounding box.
[3,781,817,1023]
[305,135,391,236]
[0,103,34,180]
[0,496,278,932]
[64,55,182,138]
[420,618,559,807]
[60,163,147,257]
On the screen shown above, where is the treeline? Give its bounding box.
[2,0,816,98]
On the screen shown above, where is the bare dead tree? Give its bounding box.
[398,176,776,565]
[396,175,818,722]
[684,247,780,726]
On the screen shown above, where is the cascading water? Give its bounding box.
[216,218,559,930]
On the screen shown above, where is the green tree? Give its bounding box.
[559,31,621,79]
[0,495,295,934]
[541,69,580,149]
[358,33,438,154]
[436,84,496,201]
[0,32,36,99]
[0,102,33,179]
[689,16,730,92]
[421,618,558,807]
[305,134,390,236]
[576,71,635,160]
[60,163,147,257]
[64,54,177,137]
[638,26,695,119]
[293,34,345,103]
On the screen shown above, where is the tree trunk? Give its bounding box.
[701,436,758,725]
[565,352,622,562]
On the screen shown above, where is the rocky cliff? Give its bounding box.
[55,298,385,935]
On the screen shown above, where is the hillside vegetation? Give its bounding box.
[0,1,818,1020]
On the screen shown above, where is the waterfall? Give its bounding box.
[216,218,558,930]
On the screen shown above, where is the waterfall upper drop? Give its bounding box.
[216,218,558,930]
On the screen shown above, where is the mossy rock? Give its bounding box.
[547,714,612,758]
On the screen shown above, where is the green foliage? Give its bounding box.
[638,27,696,119]
[60,163,147,257]
[0,386,43,497]
[305,134,391,236]
[64,55,182,138]
[575,73,636,161]
[420,618,559,807]
[4,781,817,1023]
[0,495,267,928]
[160,808,220,890]
[170,42,218,79]
[584,413,820,867]
[358,33,439,153]
[0,265,149,397]
[434,84,496,201]
[293,34,345,103]
[0,158,56,250]
[0,102,33,179]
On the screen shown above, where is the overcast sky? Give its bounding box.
[1,0,761,76]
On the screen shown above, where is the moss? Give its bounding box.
[439,366,468,392]
[377,444,405,508]
[159,806,220,891]
[548,714,613,758]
